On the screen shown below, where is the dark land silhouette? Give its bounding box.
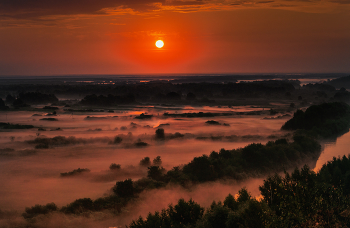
[1,75,350,227]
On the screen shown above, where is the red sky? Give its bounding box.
[0,0,349,75]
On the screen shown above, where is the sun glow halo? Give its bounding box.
[155,40,164,48]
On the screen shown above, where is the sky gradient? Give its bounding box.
[0,0,349,75]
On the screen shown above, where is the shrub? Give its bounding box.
[109,163,121,170]
[153,156,162,165]
[22,203,58,219]
[155,128,165,139]
[113,136,123,144]
[140,157,151,166]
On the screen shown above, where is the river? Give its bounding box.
[314,131,350,172]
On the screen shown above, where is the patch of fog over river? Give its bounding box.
[0,105,349,227]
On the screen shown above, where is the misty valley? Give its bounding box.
[1,74,350,227]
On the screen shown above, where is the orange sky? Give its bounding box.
[0,0,349,75]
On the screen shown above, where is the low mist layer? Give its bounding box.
[1,78,350,227]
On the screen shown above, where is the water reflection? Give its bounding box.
[314,132,350,172]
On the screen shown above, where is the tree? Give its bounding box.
[155,128,165,139]
[204,201,230,228]
[113,136,123,144]
[153,156,162,165]
[147,166,164,181]
[113,179,134,198]
[237,188,251,203]
[13,98,28,108]
[223,194,238,211]
[226,199,269,228]
[182,155,216,182]
[166,92,181,100]
[258,166,350,227]
[140,157,151,167]
[6,94,15,104]
[61,198,94,214]
[22,203,58,218]
[168,199,204,227]
[109,163,121,170]
[186,92,196,100]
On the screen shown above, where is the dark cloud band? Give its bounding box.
[0,0,166,19]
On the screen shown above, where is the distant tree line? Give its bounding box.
[6,92,58,105]
[328,75,350,89]
[1,80,303,107]
[60,168,90,177]
[3,92,58,108]
[4,78,350,107]
[80,94,135,106]
[27,136,86,149]
[0,122,34,129]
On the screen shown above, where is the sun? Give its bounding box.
[155,40,164,48]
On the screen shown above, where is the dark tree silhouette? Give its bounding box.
[109,163,121,170]
[113,136,123,144]
[155,128,165,139]
[153,156,162,165]
[139,157,151,167]
[147,166,164,181]
[186,92,196,100]
[113,179,134,198]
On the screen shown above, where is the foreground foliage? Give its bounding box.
[128,156,350,228]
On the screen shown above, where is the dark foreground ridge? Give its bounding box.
[128,156,350,228]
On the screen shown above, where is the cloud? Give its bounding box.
[330,0,350,3]
[0,0,348,21]
[0,0,203,19]
[0,0,165,19]
[164,0,205,6]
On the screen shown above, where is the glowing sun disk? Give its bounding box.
[155,40,164,48]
